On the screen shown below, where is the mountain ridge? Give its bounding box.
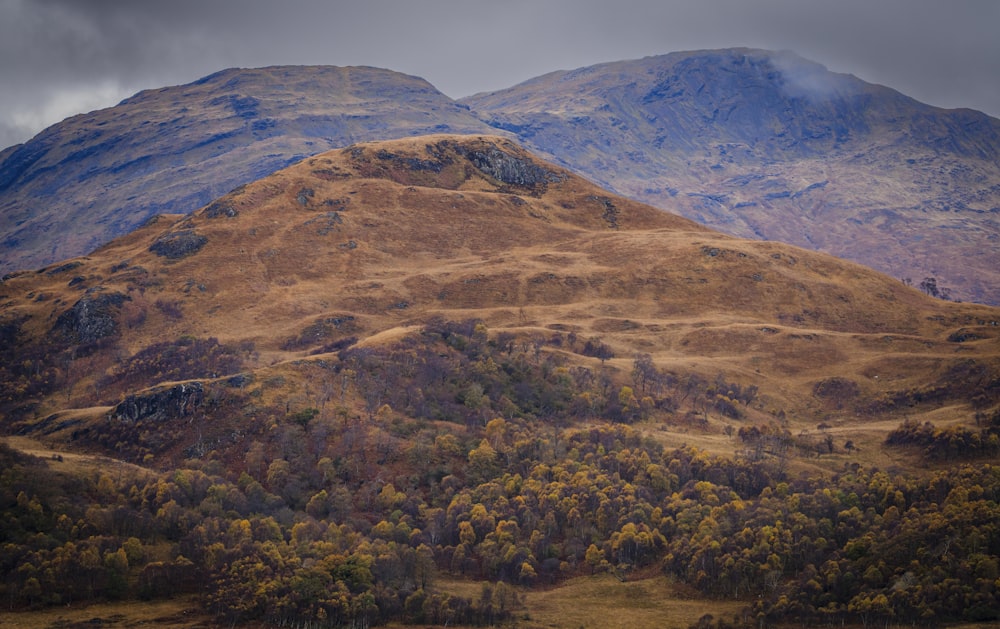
[1,49,999,304]
[0,65,498,274]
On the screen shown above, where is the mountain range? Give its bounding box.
[1,49,999,304]
[2,45,1000,629]
[464,49,1000,304]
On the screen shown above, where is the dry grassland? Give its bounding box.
[3,134,998,471]
[0,597,209,629]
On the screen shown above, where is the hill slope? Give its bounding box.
[2,134,997,446]
[462,49,1000,304]
[2,135,999,627]
[3,50,999,307]
[0,65,497,274]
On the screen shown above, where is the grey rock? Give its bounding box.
[149,230,208,259]
[111,381,204,423]
[52,290,129,344]
[455,144,564,190]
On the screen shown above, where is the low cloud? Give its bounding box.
[768,51,858,102]
[5,81,133,144]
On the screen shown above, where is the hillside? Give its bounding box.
[462,48,1000,304]
[2,50,999,308]
[1,135,999,627]
[0,65,497,274]
[4,134,997,430]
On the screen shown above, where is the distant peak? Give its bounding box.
[120,64,440,108]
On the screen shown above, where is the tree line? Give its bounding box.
[1,319,997,626]
[3,426,997,626]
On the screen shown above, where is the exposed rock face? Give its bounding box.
[111,382,204,424]
[52,290,129,344]
[454,144,564,190]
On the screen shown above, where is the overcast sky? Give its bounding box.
[1,0,998,150]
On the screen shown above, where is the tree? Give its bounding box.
[585,544,604,573]
[459,521,477,546]
[103,547,130,599]
[306,490,330,519]
[518,561,537,585]
[919,277,939,298]
[631,353,657,395]
[468,440,500,484]
[22,576,42,606]
[582,338,613,363]
[245,442,267,481]
[618,386,639,421]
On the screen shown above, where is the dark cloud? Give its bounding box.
[2,0,998,149]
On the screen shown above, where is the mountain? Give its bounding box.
[0,65,497,274]
[2,51,999,305]
[462,49,1000,304]
[2,135,999,626]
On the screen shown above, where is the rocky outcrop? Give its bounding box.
[111,382,204,424]
[455,143,564,190]
[149,230,208,259]
[52,290,129,344]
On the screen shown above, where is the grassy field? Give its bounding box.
[515,573,746,629]
[0,597,210,629]
[0,575,742,629]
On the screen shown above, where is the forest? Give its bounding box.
[1,320,998,627]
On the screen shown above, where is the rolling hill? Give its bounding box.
[2,134,997,458]
[2,135,999,626]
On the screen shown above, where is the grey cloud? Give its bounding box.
[1,0,998,149]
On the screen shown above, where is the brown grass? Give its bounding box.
[426,574,747,629]
[519,573,746,629]
[5,435,153,478]
[0,596,210,629]
[2,134,998,476]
